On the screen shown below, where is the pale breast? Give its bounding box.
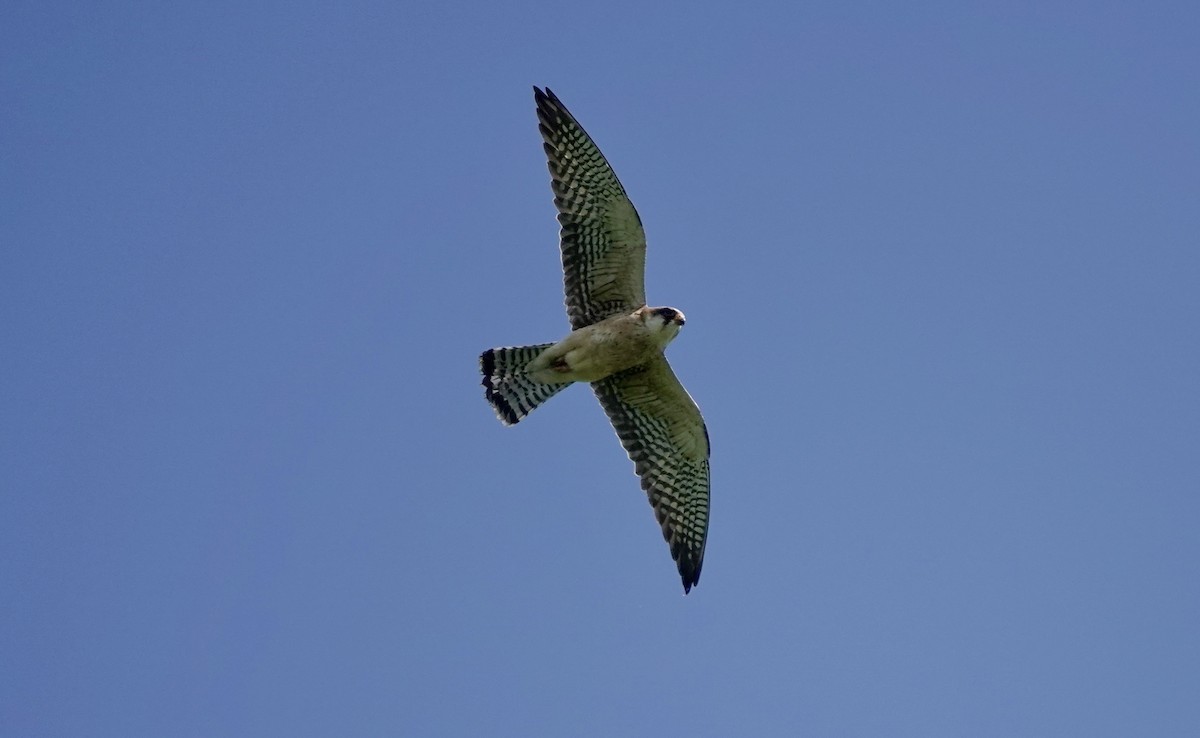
[565,316,659,382]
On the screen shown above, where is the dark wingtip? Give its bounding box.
[534,86,570,125]
[679,555,702,594]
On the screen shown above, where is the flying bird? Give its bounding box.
[480,87,710,593]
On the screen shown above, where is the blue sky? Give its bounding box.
[3,1,1198,735]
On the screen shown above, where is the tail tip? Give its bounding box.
[480,348,521,426]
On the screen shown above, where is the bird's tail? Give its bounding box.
[480,344,572,425]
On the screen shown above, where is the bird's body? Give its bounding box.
[526,307,685,384]
[480,87,710,593]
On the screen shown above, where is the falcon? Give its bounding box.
[480,87,710,593]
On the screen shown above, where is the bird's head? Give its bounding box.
[640,306,686,346]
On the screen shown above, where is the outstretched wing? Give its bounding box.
[535,87,647,330]
[592,356,710,593]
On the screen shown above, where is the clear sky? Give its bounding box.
[3,2,1198,735]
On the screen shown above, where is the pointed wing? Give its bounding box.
[592,356,710,593]
[535,87,647,330]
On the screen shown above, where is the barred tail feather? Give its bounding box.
[480,344,572,425]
